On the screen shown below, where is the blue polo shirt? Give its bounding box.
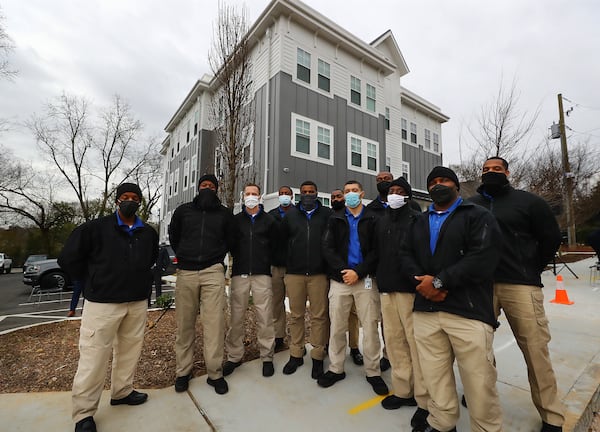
[345,207,364,268]
[428,197,462,254]
[116,211,144,236]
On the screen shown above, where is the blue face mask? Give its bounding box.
[278,194,292,207]
[344,192,361,209]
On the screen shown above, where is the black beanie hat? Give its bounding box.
[116,182,142,201]
[426,166,460,190]
[198,174,219,191]
[390,176,413,198]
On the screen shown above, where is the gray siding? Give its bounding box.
[402,143,442,191]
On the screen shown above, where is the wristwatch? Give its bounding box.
[432,277,443,290]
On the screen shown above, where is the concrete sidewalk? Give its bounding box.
[1,258,599,431]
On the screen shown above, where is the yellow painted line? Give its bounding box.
[348,395,387,415]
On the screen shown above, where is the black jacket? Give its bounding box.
[168,193,236,271]
[375,205,421,293]
[401,200,502,327]
[231,206,277,276]
[322,207,377,282]
[469,184,561,287]
[280,201,332,275]
[58,214,158,303]
[268,206,292,267]
[366,197,387,218]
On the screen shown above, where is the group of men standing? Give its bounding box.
[61,157,565,432]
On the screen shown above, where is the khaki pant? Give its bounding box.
[328,279,381,376]
[284,274,329,360]
[494,283,564,426]
[175,265,226,380]
[380,292,429,408]
[271,266,287,339]
[72,300,147,423]
[348,300,360,349]
[414,311,503,432]
[226,275,275,361]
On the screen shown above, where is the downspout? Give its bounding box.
[263,26,272,194]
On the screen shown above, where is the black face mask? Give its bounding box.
[377,181,392,196]
[300,193,318,211]
[481,172,509,196]
[429,184,457,206]
[331,200,345,211]
[197,188,219,209]
[118,200,139,218]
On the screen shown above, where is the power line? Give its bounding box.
[562,96,600,112]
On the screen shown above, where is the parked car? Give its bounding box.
[23,258,72,291]
[0,253,13,274]
[162,244,177,275]
[23,254,49,267]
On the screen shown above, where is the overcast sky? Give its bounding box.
[1,0,599,170]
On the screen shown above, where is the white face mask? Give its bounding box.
[387,194,407,209]
[244,195,259,209]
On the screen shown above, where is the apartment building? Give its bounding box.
[159,0,448,240]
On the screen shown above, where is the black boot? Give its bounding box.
[311,359,324,379]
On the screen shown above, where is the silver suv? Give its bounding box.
[23,258,72,291]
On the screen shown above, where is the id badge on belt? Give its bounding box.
[364,276,372,290]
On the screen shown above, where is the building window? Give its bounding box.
[385,108,390,130]
[297,48,311,84]
[174,168,179,195]
[366,84,376,112]
[433,133,440,152]
[318,59,330,92]
[401,118,407,141]
[171,147,174,159]
[350,137,362,167]
[367,142,377,171]
[295,119,310,154]
[168,172,173,197]
[187,120,191,143]
[350,76,361,106]
[347,132,378,174]
[242,123,254,166]
[402,161,410,180]
[410,122,417,144]
[291,113,334,165]
[385,156,391,172]
[183,160,190,189]
[194,110,199,136]
[191,155,197,185]
[317,126,331,159]
[424,129,431,150]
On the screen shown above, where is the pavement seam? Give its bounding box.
[187,389,218,432]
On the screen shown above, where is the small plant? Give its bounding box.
[147,293,174,330]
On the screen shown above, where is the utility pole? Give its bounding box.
[557,93,576,247]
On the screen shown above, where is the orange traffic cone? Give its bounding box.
[550,275,574,305]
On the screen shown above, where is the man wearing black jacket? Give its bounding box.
[224,183,278,378]
[280,180,332,379]
[268,185,294,349]
[402,166,503,432]
[470,157,564,432]
[375,177,430,429]
[168,174,236,395]
[319,180,387,396]
[59,182,158,432]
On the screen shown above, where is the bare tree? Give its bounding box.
[0,156,77,254]
[95,94,143,216]
[208,1,255,208]
[28,93,95,220]
[0,6,16,80]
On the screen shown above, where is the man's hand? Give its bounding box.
[341,269,359,285]
[415,275,448,302]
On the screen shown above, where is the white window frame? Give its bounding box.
[290,113,334,166]
[410,122,417,145]
[401,161,410,181]
[183,160,190,189]
[424,129,431,150]
[350,76,361,106]
[317,59,330,93]
[385,108,390,130]
[401,118,408,141]
[297,48,311,84]
[347,132,379,175]
[174,168,180,195]
[366,84,376,113]
[385,156,391,172]
[433,132,440,153]
[168,172,174,197]
[242,123,254,167]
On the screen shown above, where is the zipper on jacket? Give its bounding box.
[199,210,206,260]
[249,218,254,276]
[306,218,310,276]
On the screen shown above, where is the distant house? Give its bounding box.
[158,0,448,240]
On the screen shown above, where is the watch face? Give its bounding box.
[433,278,443,289]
